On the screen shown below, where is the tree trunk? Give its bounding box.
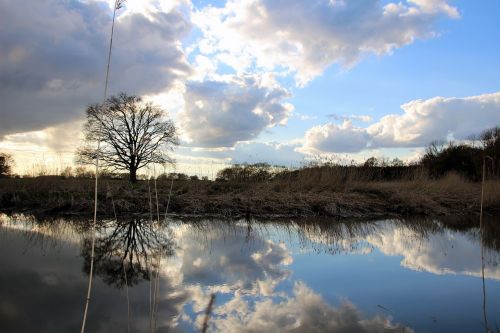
[129,167,137,182]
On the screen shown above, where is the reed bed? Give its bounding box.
[1,166,499,220]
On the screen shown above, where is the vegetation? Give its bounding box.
[1,127,500,219]
[1,167,499,220]
[77,93,178,182]
[0,152,13,177]
[422,126,500,180]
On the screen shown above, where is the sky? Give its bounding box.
[0,0,499,176]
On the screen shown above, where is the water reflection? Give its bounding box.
[210,283,409,333]
[0,215,499,332]
[365,220,500,280]
[81,219,175,288]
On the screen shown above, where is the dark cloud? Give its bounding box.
[0,0,191,138]
[0,225,187,333]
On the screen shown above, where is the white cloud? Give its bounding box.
[209,282,413,333]
[368,92,500,147]
[366,223,500,280]
[176,141,304,167]
[180,74,293,147]
[177,224,293,295]
[302,120,371,154]
[303,92,500,154]
[192,0,459,86]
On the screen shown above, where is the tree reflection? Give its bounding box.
[81,219,175,288]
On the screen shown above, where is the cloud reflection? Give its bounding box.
[365,221,500,280]
[2,217,499,332]
[210,282,412,333]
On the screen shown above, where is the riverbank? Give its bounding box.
[1,173,499,220]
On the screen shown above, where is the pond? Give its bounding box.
[0,214,499,332]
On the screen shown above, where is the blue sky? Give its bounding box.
[263,0,500,141]
[0,0,499,174]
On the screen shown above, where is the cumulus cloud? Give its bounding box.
[302,120,371,153]
[209,282,413,333]
[180,75,293,147]
[0,0,191,139]
[302,92,500,154]
[193,0,459,86]
[176,223,293,295]
[367,223,500,280]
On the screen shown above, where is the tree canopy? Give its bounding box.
[77,93,178,182]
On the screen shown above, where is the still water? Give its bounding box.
[0,214,499,333]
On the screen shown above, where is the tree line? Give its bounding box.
[0,91,498,183]
[214,126,500,183]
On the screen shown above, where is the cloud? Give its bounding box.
[176,141,304,167]
[1,120,84,153]
[180,75,293,147]
[209,282,413,333]
[302,120,371,154]
[0,0,191,138]
[302,92,500,154]
[176,223,293,295]
[0,223,188,333]
[368,92,500,147]
[193,0,459,86]
[327,114,373,123]
[366,223,500,280]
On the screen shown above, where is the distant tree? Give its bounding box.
[74,166,94,179]
[390,158,405,167]
[363,157,379,168]
[479,126,500,150]
[216,163,273,182]
[421,142,481,180]
[60,166,74,178]
[479,126,500,177]
[77,93,178,182]
[0,152,14,177]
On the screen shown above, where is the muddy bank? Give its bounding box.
[0,177,499,220]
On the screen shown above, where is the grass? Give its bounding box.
[1,167,499,220]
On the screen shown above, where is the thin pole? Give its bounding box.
[480,156,493,333]
[123,261,131,333]
[103,1,119,101]
[201,294,216,333]
[81,2,124,332]
[80,141,100,333]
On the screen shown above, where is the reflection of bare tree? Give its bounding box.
[82,220,175,288]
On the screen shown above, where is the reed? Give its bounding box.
[201,294,216,333]
[80,1,125,332]
[480,156,494,333]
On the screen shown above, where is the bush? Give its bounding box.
[421,143,481,180]
[216,163,273,182]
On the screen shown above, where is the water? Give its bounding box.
[0,215,499,332]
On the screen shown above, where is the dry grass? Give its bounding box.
[1,170,499,220]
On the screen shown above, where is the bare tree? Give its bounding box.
[77,93,178,182]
